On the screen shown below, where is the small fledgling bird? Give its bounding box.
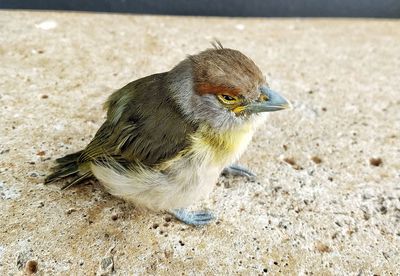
[45,43,290,226]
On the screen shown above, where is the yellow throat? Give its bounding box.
[190,122,256,166]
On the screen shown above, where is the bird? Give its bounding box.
[45,42,290,226]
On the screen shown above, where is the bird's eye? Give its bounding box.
[223,95,234,101]
[218,94,238,104]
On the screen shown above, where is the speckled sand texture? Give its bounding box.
[0,11,399,275]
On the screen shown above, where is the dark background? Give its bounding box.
[1,0,400,18]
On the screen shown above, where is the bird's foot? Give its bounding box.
[221,164,256,179]
[171,209,215,226]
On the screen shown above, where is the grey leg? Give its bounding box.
[221,164,256,179]
[170,209,215,226]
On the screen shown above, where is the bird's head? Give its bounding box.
[167,44,290,130]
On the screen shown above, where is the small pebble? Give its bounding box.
[66,208,77,215]
[35,20,58,30]
[100,256,114,272]
[283,157,296,166]
[36,151,46,156]
[25,260,38,274]
[315,241,331,253]
[369,158,382,167]
[235,24,245,30]
[283,157,302,170]
[111,214,118,221]
[311,156,322,164]
[30,172,38,177]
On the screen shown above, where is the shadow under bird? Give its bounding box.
[45,43,290,226]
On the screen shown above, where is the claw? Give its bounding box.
[171,209,215,226]
[221,164,256,179]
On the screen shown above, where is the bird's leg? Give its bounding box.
[221,164,256,179]
[170,209,215,226]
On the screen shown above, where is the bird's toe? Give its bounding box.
[170,209,215,226]
[221,164,256,179]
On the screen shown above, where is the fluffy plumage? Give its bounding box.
[45,45,289,218]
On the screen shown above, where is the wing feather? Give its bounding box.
[78,73,196,169]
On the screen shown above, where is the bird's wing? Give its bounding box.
[78,73,196,169]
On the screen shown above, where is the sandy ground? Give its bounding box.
[0,11,399,275]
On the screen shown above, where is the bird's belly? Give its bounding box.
[91,118,266,211]
[91,154,221,211]
[167,158,221,208]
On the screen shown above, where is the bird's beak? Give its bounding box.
[246,86,291,113]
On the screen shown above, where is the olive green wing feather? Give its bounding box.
[78,73,196,170]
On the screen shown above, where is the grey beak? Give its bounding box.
[246,86,291,113]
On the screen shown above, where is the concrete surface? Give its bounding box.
[0,11,399,275]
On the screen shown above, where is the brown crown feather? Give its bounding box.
[190,48,265,100]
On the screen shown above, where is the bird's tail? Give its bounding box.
[44,150,92,189]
